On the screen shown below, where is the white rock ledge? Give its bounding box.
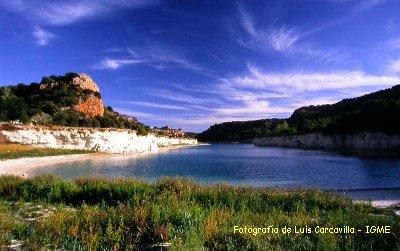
[252,132,400,150]
[0,125,198,154]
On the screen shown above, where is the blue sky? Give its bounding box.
[1,0,400,132]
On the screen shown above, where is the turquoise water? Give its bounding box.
[30,144,400,190]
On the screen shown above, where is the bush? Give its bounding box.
[31,112,53,125]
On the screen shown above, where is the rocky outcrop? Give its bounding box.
[71,73,100,93]
[252,132,400,150]
[0,125,197,154]
[72,73,104,117]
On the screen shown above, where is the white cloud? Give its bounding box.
[388,59,400,73]
[232,65,400,91]
[1,0,159,26]
[95,58,143,70]
[32,26,55,46]
[215,100,292,116]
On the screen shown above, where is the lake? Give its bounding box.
[29,144,400,191]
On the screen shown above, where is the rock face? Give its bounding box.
[0,125,198,154]
[72,73,104,117]
[252,132,400,150]
[71,73,100,93]
[75,94,104,117]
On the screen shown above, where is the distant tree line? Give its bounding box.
[196,119,286,142]
[197,85,400,142]
[0,73,149,135]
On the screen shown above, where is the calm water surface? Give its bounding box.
[30,144,400,190]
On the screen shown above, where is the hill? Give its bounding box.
[0,73,149,135]
[289,85,400,134]
[197,85,400,142]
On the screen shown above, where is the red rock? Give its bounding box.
[73,74,104,117]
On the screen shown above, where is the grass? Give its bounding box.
[0,175,398,250]
[0,144,92,160]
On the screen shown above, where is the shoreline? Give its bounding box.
[0,144,198,177]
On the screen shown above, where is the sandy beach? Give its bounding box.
[0,153,103,177]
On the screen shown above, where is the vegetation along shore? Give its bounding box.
[0,143,91,161]
[0,176,399,250]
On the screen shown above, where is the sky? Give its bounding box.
[1,0,400,132]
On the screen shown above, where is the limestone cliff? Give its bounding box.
[0,125,197,154]
[252,132,400,151]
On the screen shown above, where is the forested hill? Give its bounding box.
[197,85,400,142]
[196,119,284,142]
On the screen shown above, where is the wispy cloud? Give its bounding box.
[234,1,389,64]
[388,59,400,73]
[94,58,143,70]
[32,26,55,46]
[95,45,210,75]
[237,6,257,37]
[268,27,300,52]
[126,46,206,72]
[387,38,400,50]
[148,89,221,105]
[330,0,388,10]
[1,0,159,26]
[232,65,400,91]
[237,5,302,54]
[235,5,344,64]
[353,0,388,11]
[118,101,188,110]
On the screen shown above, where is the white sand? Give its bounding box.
[354,199,400,209]
[0,154,100,177]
